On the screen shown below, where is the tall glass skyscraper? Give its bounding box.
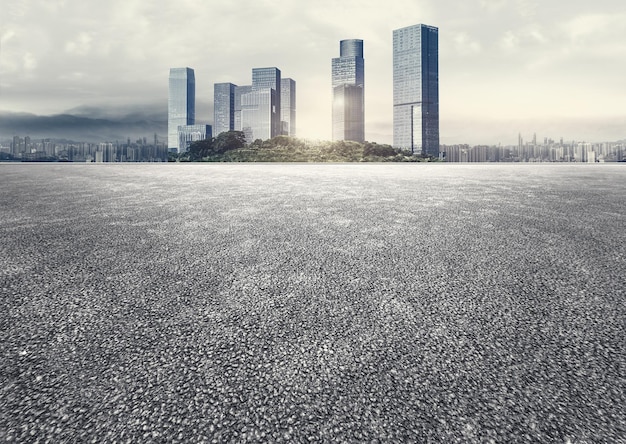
[234,85,252,131]
[393,24,439,156]
[168,67,195,152]
[213,83,236,137]
[280,78,296,136]
[241,67,281,142]
[241,88,277,142]
[332,39,364,143]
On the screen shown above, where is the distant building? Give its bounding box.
[393,24,439,156]
[332,39,364,142]
[11,136,21,155]
[214,83,236,137]
[168,67,195,152]
[281,78,296,136]
[99,142,115,162]
[178,124,212,153]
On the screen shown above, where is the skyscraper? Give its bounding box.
[280,78,296,136]
[241,67,281,142]
[234,85,252,131]
[241,88,278,142]
[168,67,195,152]
[332,39,364,142]
[213,83,236,137]
[393,24,439,156]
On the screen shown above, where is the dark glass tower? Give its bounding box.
[213,83,236,137]
[332,39,364,142]
[393,25,439,156]
[168,67,195,151]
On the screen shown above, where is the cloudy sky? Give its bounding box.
[1,0,625,145]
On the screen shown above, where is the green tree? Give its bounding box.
[188,138,215,159]
[363,142,397,158]
[250,139,264,148]
[214,131,246,153]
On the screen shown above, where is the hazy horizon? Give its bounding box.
[1,0,625,145]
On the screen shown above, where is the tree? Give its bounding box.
[214,131,246,153]
[363,142,397,158]
[188,138,215,159]
[250,139,264,149]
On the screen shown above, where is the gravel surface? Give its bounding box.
[1,163,624,443]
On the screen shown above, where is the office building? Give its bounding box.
[241,88,278,142]
[214,83,236,137]
[332,39,364,142]
[178,124,212,152]
[234,85,252,131]
[281,78,296,136]
[168,67,195,152]
[393,24,439,156]
[241,67,281,142]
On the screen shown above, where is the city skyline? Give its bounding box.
[1,0,625,145]
[214,68,296,142]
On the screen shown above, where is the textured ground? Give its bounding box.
[1,163,624,443]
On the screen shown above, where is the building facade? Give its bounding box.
[280,78,296,136]
[213,83,236,137]
[168,67,195,152]
[241,88,278,142]
[241,67,281,142]
[234,85,252,132]
[392,25,439,156]
[332,39,364,142]
[178,124,212,153]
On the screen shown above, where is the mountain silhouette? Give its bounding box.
[0,110,167,142]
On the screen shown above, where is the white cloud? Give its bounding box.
[529,28,547,43]
[515,0,538,19]
[1,29,16,44]
[480,0,507,13]
[64,32,93,56]
[454,33,482,55]
[560,12,626,44]
[500,31,519,50]
[22,52,37,72]
[4,0,28,19]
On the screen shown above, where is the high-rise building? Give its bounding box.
[11,136,21,155]
[332,39,364,142]
[98,142,115,162]
[392,24,439,156]
[234,85,252,131]
[168,67,195,152]
[214,83,236,137]
[241,67,281,142]
[178,124,212,152]
[241,88,278,142]
[280,78,296,136]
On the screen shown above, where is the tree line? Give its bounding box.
[172,132,438,162]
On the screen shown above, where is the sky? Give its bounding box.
[1,0,625,145]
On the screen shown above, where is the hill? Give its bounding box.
[180,134,432,163]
